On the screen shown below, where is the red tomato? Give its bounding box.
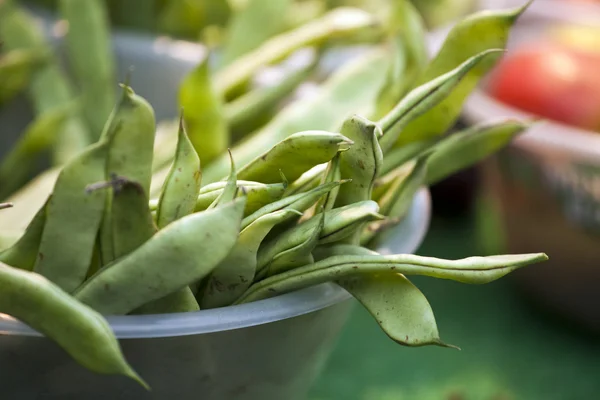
[488,41,600,132]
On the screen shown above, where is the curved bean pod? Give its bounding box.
[179,54,228,164]
[316,152,342,212]
[34,140,109,293]
[256,200,382,276]
[215,7,379,97]
[241,180,345,229]
[266,212,324,275]
[193,182,286,215]
[378,49,503,153]
[0,262,146,388]
[425,120,528,186]
[156,118,202,229]
[74,198,245,315]
[362,157,427,247]
[99,85,156,264]
[236,252,549,304]
[200,209,302,309]
[398,3,529,145]
[197,48,389,184]
[235,131,353,184]
[313,244,447,348]
[334,115,383,244]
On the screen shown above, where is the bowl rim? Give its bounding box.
[0,189,431,339]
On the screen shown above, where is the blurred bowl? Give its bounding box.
[478,0,600,25]
[461,15,600,331]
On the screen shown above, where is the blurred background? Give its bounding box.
[5,0,600,398]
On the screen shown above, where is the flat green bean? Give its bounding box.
[156,118,202,228]
[236,253,549,304]
[378,49,502,153]
[396,3,529,146]
[425,120,529,186]
[34,140,109,293]
[256,200,382,276]
[179,55,228,165]
[74,198,245,315]
[200,209,301,309]
[215,7,379,97]
[236,131,353,184]
[242,180,345,229]
[0,261,146,387]
[99,85,156,265]
[197,47,389,184]
[313,244,447,348]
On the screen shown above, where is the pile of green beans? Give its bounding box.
[0,0,546,389]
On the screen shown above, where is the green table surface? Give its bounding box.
[310,213,600,400]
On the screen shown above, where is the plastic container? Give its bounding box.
[461,15,600,332]
[0,12,433,400]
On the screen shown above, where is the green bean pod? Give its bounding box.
[219,0,293,67]
[282,164,327,196]
[186,182,286,215]
[108,178,157,260]
[378,49,502,153]
[397,3,529,146]
[197,48,389,184]
[102,85,156,196]
[200,209,302,309]
[99,85,156,265]
[334,115,383,244]
[256,200,382,276]
[236,252,549,304]
[215,7,379,97]
[241,180,345,229]
[362,156,428,247]
[316,152,342,212]
[156,118,202,229]
[59,0,116,140]
[0,198,48,271]
[179,54,228,165]
[265,212,324,276]
[74,198,245,315]
[236,131,353,184]
[225,52,316,136]
[374,0,428,117]
[425,120,529,186]
[34,140,109,293]
[378,138,436,177]
[109,177,200,315]
[0,262,146,387]
[313,244,447,348]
